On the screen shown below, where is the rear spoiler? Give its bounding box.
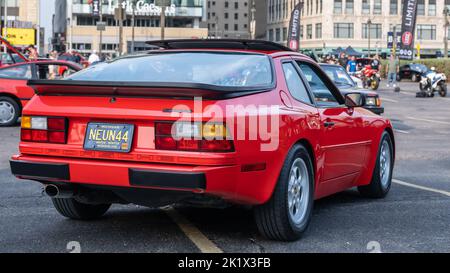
[27,80,273,100]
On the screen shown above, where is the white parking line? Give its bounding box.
[407,116,450,125]
[164,207,223,253]
[394,129,409,134]
[381,98,398,103]
[393,179,450,197]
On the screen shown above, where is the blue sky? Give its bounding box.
[40,0,56,49]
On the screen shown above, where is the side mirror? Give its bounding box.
[345,93,365,108]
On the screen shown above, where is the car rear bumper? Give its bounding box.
[10,155,271,205]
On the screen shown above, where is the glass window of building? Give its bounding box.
[334,0,342,14]
[428,0,436,16]
[345,0,354,14]
[276,28,281,41]
[362,0,370,14]
[283,27,288,41]
[373,0,382,14]
[417,25,436,40]
[268,29,274,41]
[362,23,382,39]
[306,24,312,39]
[315,23,322,39]
[417,0,425,15]
[390,0,398,15]
[334,23,354,38]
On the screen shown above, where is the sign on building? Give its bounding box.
[387,32,401,49]
[2,28,36,46]
[399,0,419,60]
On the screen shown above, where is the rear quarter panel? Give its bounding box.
[0,78,34,107]
[354,108,394,187]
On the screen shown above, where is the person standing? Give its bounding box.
[48,50,58,79]
[387,54,399,88]
[371,54,380,70]
[88,50,100,64]
[338,52,348,68]
[27,45,38,60]
[346,56,357,75]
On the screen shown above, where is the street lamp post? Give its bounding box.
[444,7,449,59]
[156,0,171,41]
[250,1,256,40]
[118,0,124,55]
[367,19,372,57]
[131,0,136,53]
[3,0,8,53]
[99,0,103,55]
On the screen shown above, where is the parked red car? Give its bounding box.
[10,40,395,241]
[0,36,83,126]
[0,60,82,126]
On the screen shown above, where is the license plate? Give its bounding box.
[84,123,134,153]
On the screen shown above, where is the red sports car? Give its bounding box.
[10,40,395,241]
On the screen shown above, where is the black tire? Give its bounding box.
[439,83,447,97]
[254,144,314,241]
[396,74,401,82]
[358,132,394,198]
[0,96,20,127]
[370,77,380,90]
[52,198,111,220]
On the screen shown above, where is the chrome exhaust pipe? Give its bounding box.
[44,184,76,199]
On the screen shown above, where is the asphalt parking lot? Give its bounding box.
[0,80,449,253]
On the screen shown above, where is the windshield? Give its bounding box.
[67,52,273,88]
[321,65,355,87]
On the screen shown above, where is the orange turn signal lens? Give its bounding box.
[21,116,31,129]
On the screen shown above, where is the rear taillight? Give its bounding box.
[21,116,67,144]
[155,122,234,152]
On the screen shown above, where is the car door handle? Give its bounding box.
[324,121,335,128]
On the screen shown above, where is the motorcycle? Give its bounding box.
[355,65,381,90]
[417,67,447,97]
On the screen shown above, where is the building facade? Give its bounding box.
[1,0,39,47]
[206,0,253,38]
[267,0,450,56]
[67,0,208,54]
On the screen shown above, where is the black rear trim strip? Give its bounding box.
[10,160,70,180]
[129,169,206,190]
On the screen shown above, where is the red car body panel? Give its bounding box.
[11,48,394,205]
[0,61,82,110]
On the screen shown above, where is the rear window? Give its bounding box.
[67,52,273,88]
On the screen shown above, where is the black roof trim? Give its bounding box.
[145,39,293,52]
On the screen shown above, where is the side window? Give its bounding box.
[37,64,78,80]
[0,64,32,79]
[296,62,340,107]
[282,62,312,104]
[36,64,50,79]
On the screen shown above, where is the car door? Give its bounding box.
[0,64,35,102]
[294,60,370,183]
